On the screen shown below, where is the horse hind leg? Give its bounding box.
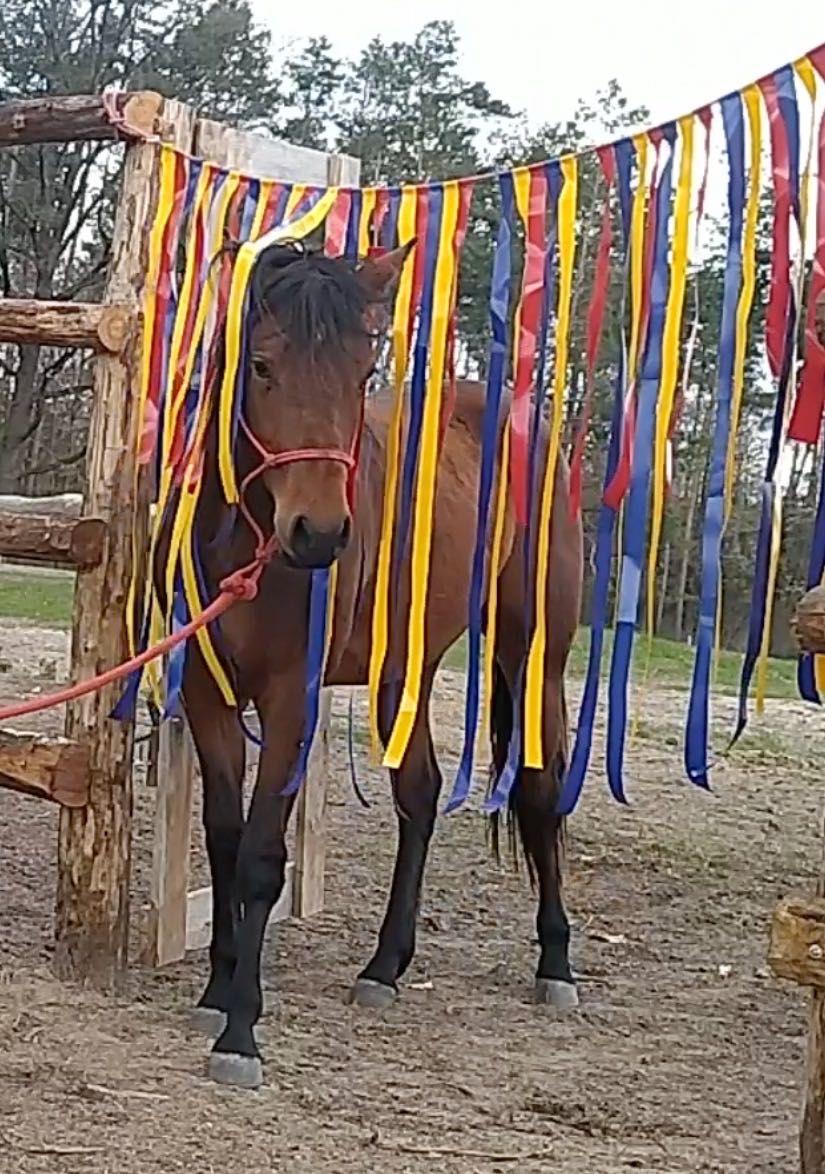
[487,659,578,1011]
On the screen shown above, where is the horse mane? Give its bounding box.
[248,241,371,356]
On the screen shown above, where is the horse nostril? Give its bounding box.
[287,515,351,568]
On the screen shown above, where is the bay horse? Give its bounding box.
[159,240,583,1088]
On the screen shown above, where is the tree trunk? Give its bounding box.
[0,344,41,492]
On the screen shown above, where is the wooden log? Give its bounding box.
[0,494,105,569]
[54,104,170,989]
[0,728,89,807]
[0,91,161,146]
[0,299,133,353]
[769,898,825,988]
[792,586,825,655]
[139,101,198,970]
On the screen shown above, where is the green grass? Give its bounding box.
[441,627,800,700]
[0,569,800,702]
[0,570,75,628]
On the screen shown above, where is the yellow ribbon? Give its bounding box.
[523,157,578,769]
[367,188,418,757]
[217,187,339,504]
[383,181,462,769]
[646,116,695,638]
[358,188,378,256]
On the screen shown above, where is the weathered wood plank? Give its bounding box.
[0,728,89,807]
[0,494,105,569]
[185,867,294,953]
[54,99,171,989]
[0,91,161,146]
[193,119,358,186]
[0,299,133,353]
[144,716,195,966]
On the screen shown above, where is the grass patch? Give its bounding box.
[0,570,74,628]
[0,571,801,703]
[441,628,799,700]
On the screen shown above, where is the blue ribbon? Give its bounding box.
[558,139,634,815]
[345,189,362,259]
[391,187,444,601]
[444,174,515,812]
[283,569,332,796]
[733,73,801,742]
[606,123,676,803]
[684,93,746,786]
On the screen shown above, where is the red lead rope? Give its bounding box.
[0,417,361,726]
[0,546,275,723]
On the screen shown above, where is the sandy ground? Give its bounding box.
[0,618,821,1173]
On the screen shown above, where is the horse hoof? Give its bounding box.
[190,1006,227,1037]
[208,1051,263,1089]
[348,978,397,1010]
[534,978,580,1011]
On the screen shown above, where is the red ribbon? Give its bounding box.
[570,146,615,518]
[789,106,825,443]
[759,73,792,381]
[324,189,352,257]
[510,167,548,526]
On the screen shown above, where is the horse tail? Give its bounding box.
[486,660,567,887]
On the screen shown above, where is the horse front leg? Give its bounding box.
[350,668,441,1009]
[182,666,245,1037]
[208,696,300,1089]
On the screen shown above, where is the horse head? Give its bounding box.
[242,239,412,569]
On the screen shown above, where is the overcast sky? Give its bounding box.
[253,0,824,133]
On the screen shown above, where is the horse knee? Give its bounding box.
[236,839,288,907]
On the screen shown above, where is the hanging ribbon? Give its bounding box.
[558,139,635,814]
[606,124,676,802]
[366,188,418,757]
[522,156,578,771]
[445,175,515,812]
[384,182,463,769]
[570,147,615,520]
[684,92,747,786]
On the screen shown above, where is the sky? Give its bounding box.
[253,0,824,135]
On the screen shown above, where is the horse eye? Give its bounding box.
[251,356,270,380]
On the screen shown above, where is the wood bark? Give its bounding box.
[0,91,160,146]
[54,93,165,989]
[0,728,89,807]
[0,493,105,568]
[0,299,133,353]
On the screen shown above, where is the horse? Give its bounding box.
[157,240,583,1088]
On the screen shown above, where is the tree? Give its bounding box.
[0,0,283,492]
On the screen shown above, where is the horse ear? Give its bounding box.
[359,240,416,304]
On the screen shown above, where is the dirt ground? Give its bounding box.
[0,617,821,1174]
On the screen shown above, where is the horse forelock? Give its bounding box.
[249,242,371,358]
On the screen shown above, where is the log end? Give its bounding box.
[769,897,825,988]
[96,304,134,353]
[122,91,164,138]
[792,586,825,654]
[70,517,107,569]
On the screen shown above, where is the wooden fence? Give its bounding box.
[0,91,358,987]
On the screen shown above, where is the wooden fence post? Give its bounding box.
[53,94,182,988]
